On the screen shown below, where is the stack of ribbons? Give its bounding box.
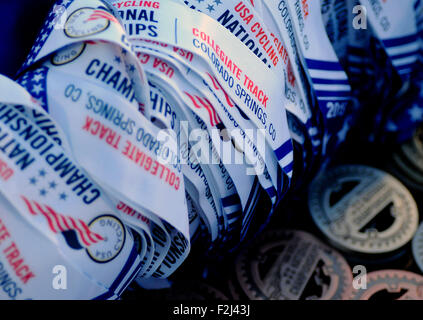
[0,0,422,299]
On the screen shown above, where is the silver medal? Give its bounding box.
[412,222,423,274]
[308,165,419,254]
[235,229,353,300]
[401,126,423,173]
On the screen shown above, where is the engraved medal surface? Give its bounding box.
[350,270,423,300]
[412,222,423,274]
[308,165,419,254]
[235,229,353,300]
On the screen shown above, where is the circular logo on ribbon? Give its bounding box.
[86,215,126,263]
[64,7,111,38]
[51,43,86,66]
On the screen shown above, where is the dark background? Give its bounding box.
[0,1,55,78]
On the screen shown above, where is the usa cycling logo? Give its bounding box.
[64,7,118,38]
[21,196,125,263]
[51,42,86,66]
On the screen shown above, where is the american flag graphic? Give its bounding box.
[206,72,250,121]
[84,9,119,24]
[17,67,49,112]
[206,73,235,108]
[184,92,221,127]
[21,196,104,249]
[18,0,73,75]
